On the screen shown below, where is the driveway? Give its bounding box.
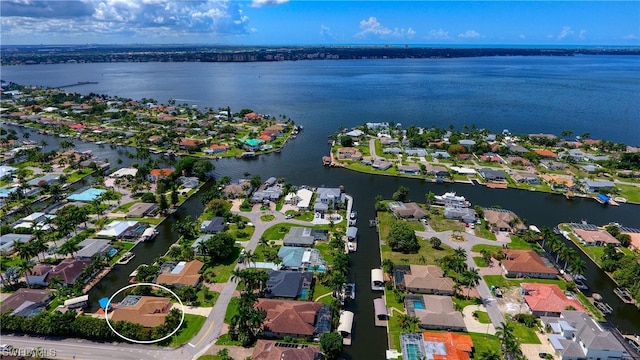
[462,305,496,335]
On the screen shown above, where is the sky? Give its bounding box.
[1,1,639,46]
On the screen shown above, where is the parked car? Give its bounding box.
[0,344,14,351]
[538,352,549,359]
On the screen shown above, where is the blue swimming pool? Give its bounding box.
[413,299,425,310]
[300,288,309,300]
[107,248,117,257]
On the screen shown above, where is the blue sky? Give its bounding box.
[1,1,639,46]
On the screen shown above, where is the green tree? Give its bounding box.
[429,236,442,249]
[203,232,236,263]
[320,332,344,360]
[392,185,410,202]
[387,222,420,254]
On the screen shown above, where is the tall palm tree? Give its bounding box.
[17,260,34,286]
[477,349,502,360]
[454,247,468,261]
[397,314,421,332]
[463,268,481,299]
[568,258,587,277]
[551,240,566,264]
[561,247,576,272]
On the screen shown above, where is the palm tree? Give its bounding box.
[397,314,420,332]
[462,268,481,299]
[17,260,34,286]
[454,247,467,261]
[496,322,522,360]
[561,247,576,272]
[568,258,587,277]
[552,241,566,264]
[48,275,64,290]
[243,250,257,267]
[258,236,269,249]
[477,349,502,360]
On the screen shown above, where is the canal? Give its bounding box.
[7,124,640,358]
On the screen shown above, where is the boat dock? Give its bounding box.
[614,287,637,305]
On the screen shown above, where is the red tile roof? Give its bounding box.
[252,340,320,360]
[149,169,174,178]
[421,332,474,360]
[521,283,585,314]
[256,299,323,336]
[501,250,558,276]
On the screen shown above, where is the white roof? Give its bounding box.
[21,212,45,222]
[337,311,354,335]
[371,268,384,282]
[110,168,138,178]
[0,166,17,178]
[296,188,313,208]
[450,166,477,175]
[64,295,89,306]
[96,220,138,238]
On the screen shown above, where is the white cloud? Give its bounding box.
[320,25,333,38]
[427,28,450,40]
[622,33,638,40]
[458,30,481,39]
[519,34,526,40]
[250,0,288,8]
[578,29,586,40]
[355,16,415,39]
[558,26,573,40]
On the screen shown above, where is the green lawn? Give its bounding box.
[468,332,502,356]
[472,310,491,324]
[473,257,489,267]
[214,333,242,346]
[226,223,255,241]
[196,287,219,307]
[199,248,242,283]
[223,297,239,324]
[380,242,455,267]
[168,314,207,347]
[575,291,605,321]
[427,217,466,233]
[452,296,482,311]
[616,183,640,203]
[511,322,541,344]
[474,222,497,240]
[313,283,334,304]
[260,214,275,222]
[113,200,141,213]
[314,242,336,265]
[483,275,567,291]
[262,223,299,240]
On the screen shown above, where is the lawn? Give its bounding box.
[468,333,502,356]
[199,248,242,283]
[226,223,255,242]
[168,314,207,347]
[314,242,336,265]
[452,296,482,311]
[113,200,141,213]
[473,257,488,267]
[260,214,275,222]
[575,291,605,321]
[262,222,299,240]
[427,216,466,233]
[474,222,497,240]
[377,211,430,239]
[313,283,334,304]
[196,287,219,307]
[380,242,455,266]
[214,333,242,346]
[616,183,640,203]
[511,321,541,344]
[472,310,491,324]
[224,297,239,324]
[483,275,567,291]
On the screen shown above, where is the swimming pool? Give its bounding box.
[107,248,117,257]
[300,288,309,300]
[404,343,422,360]
[413,299,426,310]
[66,188,107,202]
[135,225,146,233]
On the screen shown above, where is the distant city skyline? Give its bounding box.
[1,1,639,46]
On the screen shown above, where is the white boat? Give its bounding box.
[434,192,470,207]
[140,227,158,242]
[116,252,135,265]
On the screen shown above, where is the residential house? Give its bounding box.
[540,174,576,191]
[397,163,421,175]
[383,147,402,155]
[336,147,363,161]
[284,188,313,210]
[432,150,451,159]
[379,137,399,146]
[512,172,540,185]
[388,202,426,219]
[47,258,93,286]
[75,238,114,259]
[405,295,466,331]
[509,144,529,154]
[108,295,172,327]
[255,299,332,339]
[581,164,600,173]
[277,247,326,271]
[541,311,627,360]
[313,187,343,213]
[344,129,364,137]
[147,135,163,144]
[405,148,427,157]
[372,158,392,170]
[27,174,60,187]
[459,139,476,148]
[200,217,225,234]
[0,288,55,317]
[265,270,313,299]
[204,143,230,154]
[540,160,566,171]
[0,165,17,179]
[0,233,33,254]
[110,167,138,178]
[251,188,283,204]
[480,153,502,163]
[478,168,506,181]
[501,250,558,279]
[534,149,558,158]
[251,340,321,360]
[126,202,157,218]
[573,228,620,247]
[506,156,531,167]
[283,227,322,247]
[147,168,174,182]
[521,283,585,317]
[155,260,204,287]
[178,138,203,151]
[242,138,265,151]
[424,164,449,177]
[580,179,616,193]
[96,220,140,239]
[223,179,252,198]
[483,208,527,234]
[400,332,474,360]
[560,149,587,162]
[444,206,476,224]
[397,265,455,295]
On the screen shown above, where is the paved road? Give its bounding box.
[415,228,507,328]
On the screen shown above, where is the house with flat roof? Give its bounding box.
[400,332,474,360]
[405,295,466,331]
[0,233,33,254]
[255,299,332,340]
[155,260,204,287]
[483,208,527,234]
[76,238,114,259]
[573,228,620,247]
[0,288,55,317]
[478,168,506,181]
[200,217,225,234]
[388,202,426,219]
[108,295,171,327]
[541,311,627,360]
[444,206,476,224]
[265,270,313,299]
[397,265,455,295]
[501,250,558,279]
[251,340,321,360]
[521,283,585,317]
[126,202,156,218]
